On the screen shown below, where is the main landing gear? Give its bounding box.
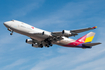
[44,38,53,48]
[39,44,43,48]
[8,28,13,35]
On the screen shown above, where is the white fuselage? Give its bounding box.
[3,20,75,46]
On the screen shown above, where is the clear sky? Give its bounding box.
[0,0,105,70]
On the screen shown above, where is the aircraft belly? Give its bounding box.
[30,35,48,41]
[54,37,75,45]
[11,28,30,36]
[10,26,49,41]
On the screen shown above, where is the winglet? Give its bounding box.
[92,26,97,29]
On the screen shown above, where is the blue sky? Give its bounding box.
[0,0,105,70]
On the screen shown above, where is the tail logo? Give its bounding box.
[76,32,95,44]
[77,35,87,43]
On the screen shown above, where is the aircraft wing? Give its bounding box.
[82,43,101,46]
[52,26,97,37]
[70,26,97,33]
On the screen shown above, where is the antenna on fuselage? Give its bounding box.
[11,19,15,22]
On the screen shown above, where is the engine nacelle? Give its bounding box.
[62,30,78,36]
[32,43,39,48]
[42,31,51,37]
[62,30,71,36]
[26,39,33,44]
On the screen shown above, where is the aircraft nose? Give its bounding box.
[3,21,11,27]
[3,22,8,26]
[3,22,7,26]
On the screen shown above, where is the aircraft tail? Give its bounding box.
[76,32,95,43]
[76,32,101,48]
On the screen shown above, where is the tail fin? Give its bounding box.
[76,32,95,43]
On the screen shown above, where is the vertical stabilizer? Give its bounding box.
[76,32,95,43]
[84,32,95,43]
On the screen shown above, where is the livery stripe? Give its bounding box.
[85,36,94,43]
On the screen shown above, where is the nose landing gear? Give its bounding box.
[8,28,13,35]
[10,31,13,35]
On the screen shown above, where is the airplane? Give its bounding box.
[3,20,101,49]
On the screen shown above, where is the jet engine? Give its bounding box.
[26,39,33,44]
[62,30,78,36]
[62,30,71,36]
[32,43,39,48]
[42,31,51,37]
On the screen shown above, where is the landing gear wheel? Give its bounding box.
[10,33,13,35]
[10,31,13,35]
[47,45,49,47]
[50,44,52,46]
[40,44,43,48]
[45,44,49,47]
[40,46,43,48]
[32,44,34,47]
[48,42,52,46]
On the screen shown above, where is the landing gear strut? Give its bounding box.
[8,28,13,35]
[10,31,13,35]
[44,38,53,47]
[39,44,43,48]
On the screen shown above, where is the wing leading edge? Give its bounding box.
[71,26,97,33]
[51,26,97,37]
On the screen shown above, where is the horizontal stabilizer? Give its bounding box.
[82,43,101,46]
